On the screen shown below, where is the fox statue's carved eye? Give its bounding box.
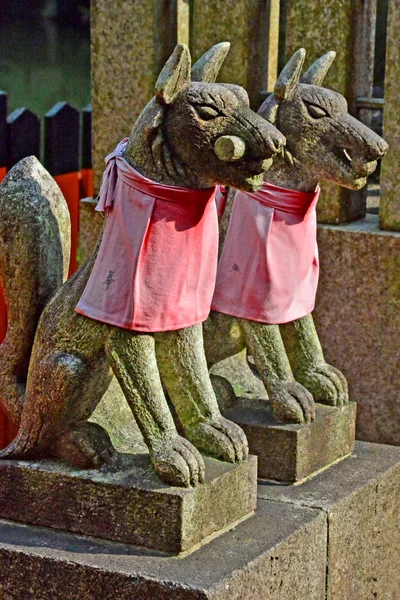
[194,105,221,120]
[306,103,329,119]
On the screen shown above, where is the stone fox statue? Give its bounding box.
[0,43,285,487]
[204,48,388,424]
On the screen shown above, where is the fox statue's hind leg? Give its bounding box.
[106,327,205,487]
[155,324,248,462]
[280,314,348,406]
[3,348,114,468]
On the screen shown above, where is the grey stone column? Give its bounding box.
[84,0,177,255]
[284,0,377,223]
[190,0,277,109]
[379,0,400,231]
[91,0,177,192]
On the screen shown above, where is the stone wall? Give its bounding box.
[314,216,400,445]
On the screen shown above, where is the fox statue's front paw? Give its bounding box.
[185,416,248,463]
[269,381,315,424]
[296,363,348,407]
[150,433,205,488]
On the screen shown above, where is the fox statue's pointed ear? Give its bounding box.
[191,42,230,83]
[274,48,306,101]
[155,44,191,105]
[301,51,336,86]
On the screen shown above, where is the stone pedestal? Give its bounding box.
[225,399,356,482]
[315,216,400,445]
[0,442,398,599]
[259,441,400,600]
[0,497,328,600]
[0,453,257,554]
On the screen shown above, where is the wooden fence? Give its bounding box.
[0,93,93,447]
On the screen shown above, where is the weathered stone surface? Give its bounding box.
[314,216,400,445]
[91,0,176,193]
[258,441,400,600]
[0,453,257,554]
[283,0,377,223]
[210,350,268,401]
[78,197,103,264]
[379,0,400,231]
[224,400,356,481]
[90,376,147,454]
[205,49,387,438]
[190,0,272,109]
[0,498,327,599]
[0,158,70,424]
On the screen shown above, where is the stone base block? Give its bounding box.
[225,399,356,482]
[0,442,399,599]
[259,441,400,600]
[0,498,327,600]
[0,453,257,554]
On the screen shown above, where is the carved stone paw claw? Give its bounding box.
[297,363,349,407]
[270,381,315,424]
[150,434,205,488]
[186,416,249,463]
[51,421,115,469]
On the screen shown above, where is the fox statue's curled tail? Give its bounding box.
[0,156,70,435]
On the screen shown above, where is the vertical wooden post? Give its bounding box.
[177,0,190,46]
[44,102,81,275]
[266,0,280,93]
[7,108,40,169]
[89,0,177,256]
[190,0,271,109]
[91,0,177,193]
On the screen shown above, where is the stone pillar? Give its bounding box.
[190,0,278,109]
[379,0,400,231]
[86,0,177,256]
[284,0,377,223]
[313,216,400,446]
[91,0,177,192]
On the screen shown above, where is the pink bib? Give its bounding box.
[211,182,320,324]
[76,140,218,332]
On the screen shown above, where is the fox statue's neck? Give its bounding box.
[262,153,319,193]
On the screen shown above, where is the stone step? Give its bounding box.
[0,442,398,599]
